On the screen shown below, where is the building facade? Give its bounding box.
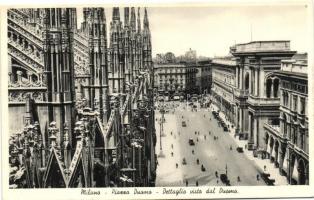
[230,41,296,150]
[154,63,187,96]
[153,52,198,97]
[8,7,156,188]
[199,60,212,95]
[211,57,237,124]
[263,54,309,185]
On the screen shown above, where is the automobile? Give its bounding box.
[182,158,187,165]
[220,174,230,185]
[182,121,187,127]
[236,147,244,153]
[173,95,180,101]
[188,138,195,146]
[223,127,229,132]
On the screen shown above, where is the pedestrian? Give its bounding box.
[230,145,232,150]
[171,152,173,157]
[196,181,199,186]
[192,150,194,154]
[256,174,260,181]
[195,131,197,135]
[215,171,218,178]
[209,131,211,135]
[186,180,188,186]
[204,135,206,140]
[176,163,178,168]
[196,158,199,165]
[171,144,173,149]
[171,131,172,135]
[196,138,199,142]
[264,165,267,172]
[237,176,241,182]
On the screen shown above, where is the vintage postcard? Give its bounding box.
[1,0,313,199]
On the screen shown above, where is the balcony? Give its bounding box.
[234,88,249,97]
[264,123,280,134]
[247,95,280,106]
[263,123,285,140]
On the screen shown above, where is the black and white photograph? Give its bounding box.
[1,0,314,199]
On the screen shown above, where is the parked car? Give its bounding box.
[173,95,180,101]
[220,174,230,185]
[236,147,244,153]
[182,158,187,165]
[182,121,187,127]
[188,138,195,146]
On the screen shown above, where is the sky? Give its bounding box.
[77,4,309,58]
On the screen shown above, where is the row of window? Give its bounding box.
[281,81,307,94]
[282,90,306,115]
[282,122,308,153]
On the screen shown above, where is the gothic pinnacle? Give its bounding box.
[144,7,149,30]
[113,7,120,21]
[130,7,136,33]
[137,7,141,33]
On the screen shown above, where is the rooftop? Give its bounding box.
[230,40,292,54]
[212,56,236,66]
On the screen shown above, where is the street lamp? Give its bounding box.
[158,101,166,158]
[158,117,165,158]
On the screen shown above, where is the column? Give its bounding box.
[8,72,13,83]
[260,68,264,98]
[248,114,252,141]
[239,108,243,133]
[254,117,258,148]
[17,70,23,84]
[270,79,274,98]
[255,69,258,96]
[27,71,33,83]
[278,145,284,174]
[240,67,243,89]
[235,67,239,88]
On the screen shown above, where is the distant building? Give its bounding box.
[154,63,187,96]
[184,48,197,63]
[264,53,308,185]
[153,52,197,97]
[188,59,212,95]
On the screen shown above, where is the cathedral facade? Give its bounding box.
[8,7,156,188]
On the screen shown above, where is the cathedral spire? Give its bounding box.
[137,7,141,33]
[143,7,149,30]
[130,7,136,33]
[113,7,120,21]
[124,7,129,28]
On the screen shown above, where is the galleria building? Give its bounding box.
[211,41,308,185]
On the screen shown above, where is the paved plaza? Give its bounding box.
[155,101,268,186]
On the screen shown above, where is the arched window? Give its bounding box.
[244,73,249,90]
[266,79,272,98]
[273,78,279,98]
